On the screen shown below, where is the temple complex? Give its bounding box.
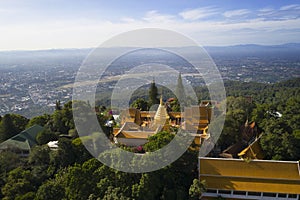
[113,97,213,147]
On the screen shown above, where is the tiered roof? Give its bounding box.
[0,125,44,153]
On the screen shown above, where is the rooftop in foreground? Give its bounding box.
[199,157,300,199]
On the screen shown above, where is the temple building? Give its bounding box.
[220,120,264,159]
[113,97,213,147]
[113,122,161,146]
[200,119,300,199]
[199,157,300,199]
[0,125,44,157]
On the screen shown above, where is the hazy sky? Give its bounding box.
[1,0,300,50]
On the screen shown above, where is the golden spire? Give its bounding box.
[154,94,169,126]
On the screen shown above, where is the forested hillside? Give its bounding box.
[0,78,299,199]
[216,78,300,161]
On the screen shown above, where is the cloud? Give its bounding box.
[257,8,275,17]
[1,16,300,50]
[120,17,136,23]
[0,8,16,14]
[259,8,274,13]
[143,10,175,23]
[280,4,300,11]
[1,6,300,50]
[223,9,250,18]
[258,4,300,21]
[179,7,219,20]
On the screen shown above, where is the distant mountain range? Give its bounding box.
[1,43,300,54]
[0,43,300,69]
[209,43,300,48]
[205,43,300,56]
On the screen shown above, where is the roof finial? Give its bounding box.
[160,95,163,105]
[245,119,249,126]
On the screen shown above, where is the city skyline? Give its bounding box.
[0,0,300,50]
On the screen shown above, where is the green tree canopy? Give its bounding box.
[26,114,50,128]
[35,178,65,200]
[0,114,19,142]
[189,179,206,200]
[36,128,58,145]
[10,114,29,133]
[143,131,175,152]
[131,98,149,111]
[1,167,35,200]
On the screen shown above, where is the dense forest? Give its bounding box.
[0,78,299,200]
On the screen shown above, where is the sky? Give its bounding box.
[0,0,300,50]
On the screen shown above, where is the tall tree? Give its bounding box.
[10,114,29,133]
[148,80,159,107]
[55,100,62,110]
[175,73,186,105]
[0,114,19,142]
